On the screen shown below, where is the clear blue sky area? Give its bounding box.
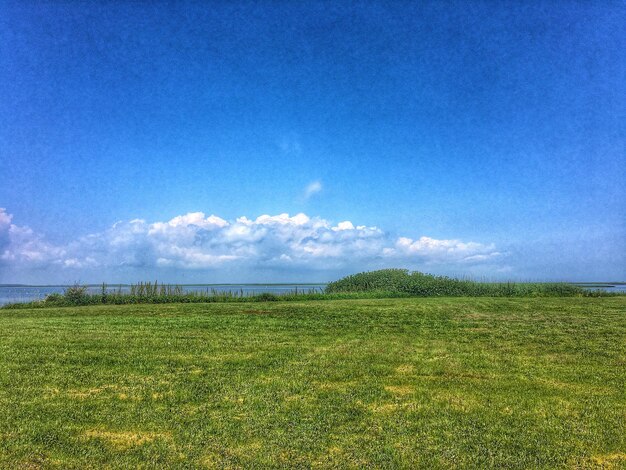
[1,1,624,283]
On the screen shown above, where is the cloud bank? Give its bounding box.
[0,208,502,280]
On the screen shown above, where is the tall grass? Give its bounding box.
[1,270,617,309]
[326,269,598,297]
[6,282,326,308]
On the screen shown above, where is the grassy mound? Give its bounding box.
[326,269,588,297]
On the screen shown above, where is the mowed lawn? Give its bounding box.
[0,298,624,469]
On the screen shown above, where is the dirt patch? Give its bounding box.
[67,384,119,399]
[369,403,400,413]
[591,452,626,468]
[42,387,60,400]
[83,429,171,450]
[535,378,612,395]
[284,394,305,402]
[395,364,414,375]
[384,385,414,395]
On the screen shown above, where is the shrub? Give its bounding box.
[44,292,63,303]
[63,284,90,305]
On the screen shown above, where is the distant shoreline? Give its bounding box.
[2,282,625,288]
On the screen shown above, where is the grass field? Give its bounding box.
[0,298,625,469]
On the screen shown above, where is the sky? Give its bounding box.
[0,0,624,284]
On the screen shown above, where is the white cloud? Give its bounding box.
[303,181,322,200]
[0,209,503,274]
[333,221,354,231]
[0,208,65,266]
[0,208,12,227]
[390,236,501,263]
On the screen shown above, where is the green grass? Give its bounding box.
[1,297,625,468]
[326,269,599,297]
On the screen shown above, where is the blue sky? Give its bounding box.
[1,1,624,283]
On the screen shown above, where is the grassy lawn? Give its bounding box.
[0,298,624,469]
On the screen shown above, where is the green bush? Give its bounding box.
[325,269,588,297]
[44,293,63,303]
[63,284,90,305]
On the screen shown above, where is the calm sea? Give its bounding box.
[0,284,327,306]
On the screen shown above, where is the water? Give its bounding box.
[572,283,626,293]
[0,284,327,306]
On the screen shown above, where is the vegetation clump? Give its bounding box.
[326,269,589,297]
[62,284,90,305]
[5,281,325,309]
